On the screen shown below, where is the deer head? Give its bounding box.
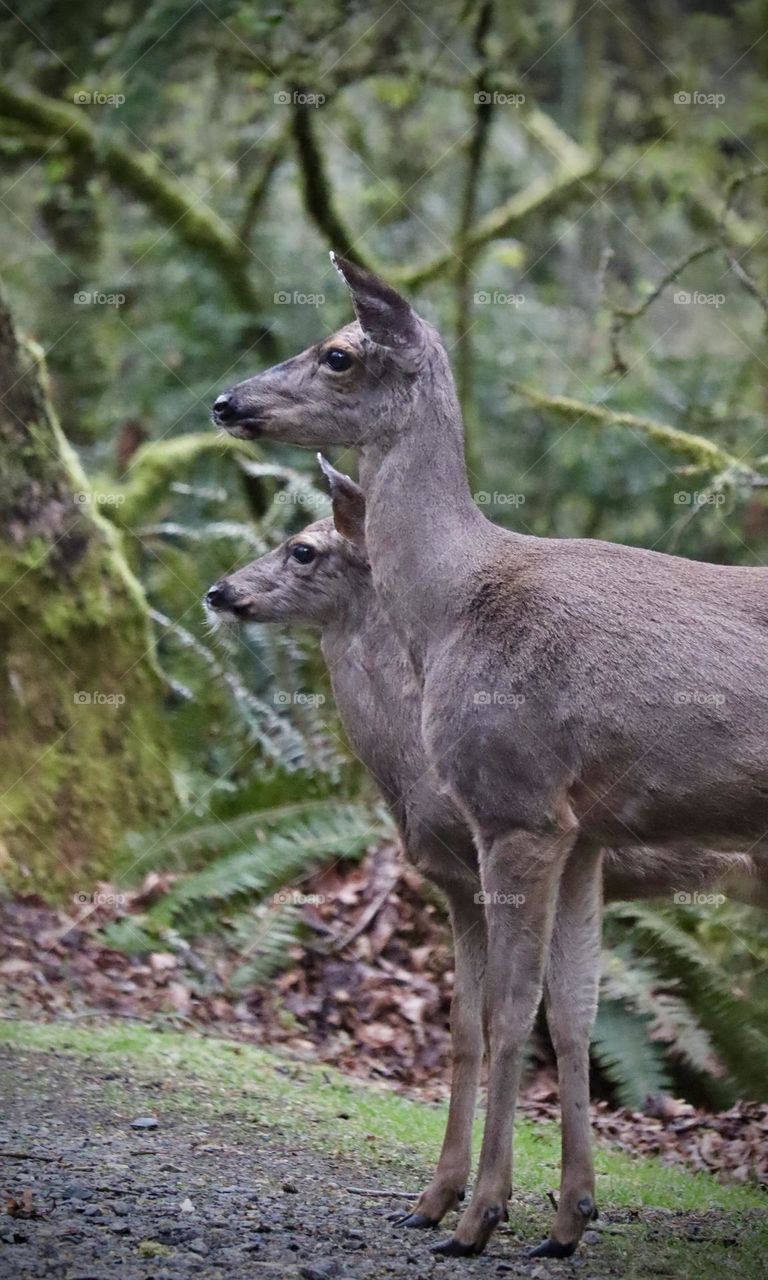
[205,460,369,625]
[211,256,461,449]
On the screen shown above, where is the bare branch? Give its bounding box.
[396,133,599,289]
[608,243,719,375]
[289,96,372,269]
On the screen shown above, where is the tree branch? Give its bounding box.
[289,97,371,268]
[236,124,290,247]
[511,383,766,481]
[608,243,719,375]
[396,129,599,289]
[107,432,263,528]
[0,82,275,349]
[453,0,496,480]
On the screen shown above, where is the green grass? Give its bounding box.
[2,1018,767,1278]
[1,1017,762,1212]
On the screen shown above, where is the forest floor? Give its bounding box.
[0,1020,766,1280]
[3,874,768,1190]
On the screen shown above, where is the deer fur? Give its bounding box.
[206,471,765,1241]
[212,258,768,1256]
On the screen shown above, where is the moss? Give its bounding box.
[0,83,273,341]
[0,298,175,897]
[511,383,760,479]
[105,431,262,529]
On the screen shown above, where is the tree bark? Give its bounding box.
[0,287,175,896]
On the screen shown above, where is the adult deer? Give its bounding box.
[212,260,768,1257]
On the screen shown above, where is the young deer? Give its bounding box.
[212,259,768,1257]
[206,466,764,1242]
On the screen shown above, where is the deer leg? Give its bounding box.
[434,827,572,1257]
[531,841,603,1258]
[394,888,487,1228]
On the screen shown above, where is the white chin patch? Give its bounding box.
[202,603,237,634]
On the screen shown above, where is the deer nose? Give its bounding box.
[206,581,231,610]
[213,392,237,422]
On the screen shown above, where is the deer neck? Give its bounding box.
[358,397,485,669]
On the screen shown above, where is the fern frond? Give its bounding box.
[150,606,312,765]
[146,802,391,933]
[605,902,768,1101]
[228,902,307,987]
[591,998,672,1109]
[601,946,717,1078]
[137,799,354,869]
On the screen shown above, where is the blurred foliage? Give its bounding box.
[2,0,768,1104]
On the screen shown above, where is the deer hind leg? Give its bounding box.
[531,840,603,1258]
[394,886,487,1228]
[434,826,573,1257]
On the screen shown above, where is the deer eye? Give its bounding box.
[290,543,316,564]
[323,348,353,373]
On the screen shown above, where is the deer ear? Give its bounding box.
[317,453,367,552]
[330,252,423,354]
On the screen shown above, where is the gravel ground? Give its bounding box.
[1,1042,766,1280]
[0,1044,552,1280]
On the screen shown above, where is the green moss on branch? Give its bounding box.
[107,432,262,528]
[511,384,764,481]
[0,82,273,346]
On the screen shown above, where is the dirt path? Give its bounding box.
[0,1042,521,1280]
[1,1036,766,1280]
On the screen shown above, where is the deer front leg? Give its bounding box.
[434,828,572,1257]
[531,841,603,1258]
[394,889,487,1228]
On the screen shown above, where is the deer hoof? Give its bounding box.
[578,1195,599,1220]
[432,1236,482,1257]
[529,1237,577,1259]
[390,1211,439,1229]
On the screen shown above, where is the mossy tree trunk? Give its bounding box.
[0,289,175,897]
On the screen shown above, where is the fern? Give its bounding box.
[600,947,716,1078]
[133,799,354,870]
[150,606,314,767]
[604,902,768,1103]
[107,802,393,962]
[161,803,389,911]
[591,998,672,1109]
[227,901,308,988]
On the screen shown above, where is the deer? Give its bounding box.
[205,462,766,1250]
[211,257,768,1257]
